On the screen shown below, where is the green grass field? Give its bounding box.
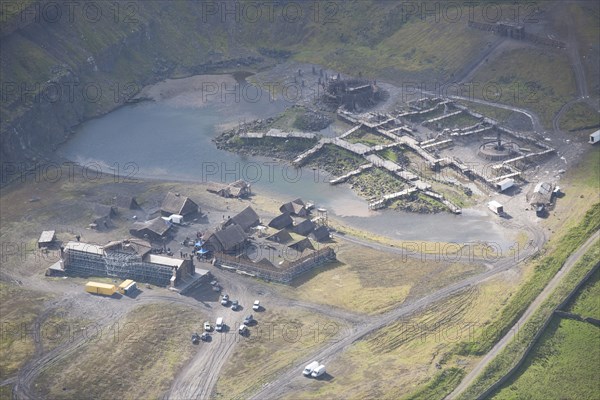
[559,102,600,134]
[567,269,600,319]
[491,318,600,400]
[471,47,577,130]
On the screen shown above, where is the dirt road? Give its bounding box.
[446,230,600,399]
[247,223,546,400]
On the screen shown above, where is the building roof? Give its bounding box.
[292,218,316,236]
[280,198,308,216]
[38,230,56,244]
[288,238,315,253]
[268,213,294,230]
[103,238,152,257]
[211,224,247,252]
[227,206,260,232]
[94,204,117,218]
[65,241,104,255]
[206,181,230,195]
[161,192,198,216]
[145,254,185,268]
[310,226,330,242]
[529,182,554,205]
[266,229,293,244]
[113,196,139,210]
[132,217,172,236]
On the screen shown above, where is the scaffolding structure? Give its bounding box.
[64,247,175,287]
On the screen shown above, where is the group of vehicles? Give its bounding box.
[192,294,263,343]
[303,361,326,378]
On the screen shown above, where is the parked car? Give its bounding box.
[221,294,229,306]
[231,300,239,311]
[243,315,254,325]
[253,300,261,311]
[238,324,248,335]
[204,321,211,331]
[191,332,200,344]
[201,332,209,341]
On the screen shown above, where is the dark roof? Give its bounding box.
[268,213,294,230]
[210,224,247,252]
[94,204,117,218]
[131,217,171,237]
[226,206,260,232]
[113,196,139,210]
[266,229,293,244]
[288,238,315,253]
[310,226,330,242]
[280,199,308,217]
[292,218,316,236]
[161,192,198,216]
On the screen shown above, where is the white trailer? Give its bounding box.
[496,178,514,192]
[311,365,326,378]
[303,361,319,376]
[590,130,600,144]
[488,201,504,215]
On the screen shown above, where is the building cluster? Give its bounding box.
[45,190,335,287]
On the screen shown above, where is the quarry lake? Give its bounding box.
[59,82,511,249]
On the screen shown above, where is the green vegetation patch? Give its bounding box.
[402,367,466,400]
[306,144,365,176]
[566,268,600,320]
[559,102,600,134]
[345,128,393,146]
[459,240,600,399]
[491,318,600,400]
[348,168,405,199]
[0,283,50,379]
[471,47,577,130]
[456,203,600,357]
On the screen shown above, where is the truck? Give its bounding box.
[311,365,326,378]
[303,361,319,377]
[85,281,117,296]
[487,200,504,215]
[215,317,224,332]
[118,279,137,295]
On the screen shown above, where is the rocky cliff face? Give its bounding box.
[0,1,305,168]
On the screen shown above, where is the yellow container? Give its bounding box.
[85,281,117,296]
[118,279,136,294]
